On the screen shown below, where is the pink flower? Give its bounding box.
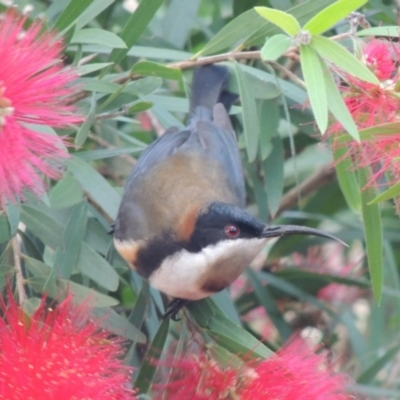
[154,352,239,399]
[329,39,400,192]
[0,10,80,205]
[240,338,350,400]
[0,289,137,399]
[363,39,396,80]
[154,339,351,399]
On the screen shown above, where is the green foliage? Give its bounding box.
[3,0,400,398]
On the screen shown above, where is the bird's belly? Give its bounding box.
[148,250,212,300]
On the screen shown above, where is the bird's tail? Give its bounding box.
[189,65,237,120]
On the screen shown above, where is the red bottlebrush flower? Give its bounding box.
[329,39,400,192]
[154,353,240,400]
[363,39,396,81]
[240,338,350,400]
[0,290,137,400]
[154,339,350,400]
[0,10,80,205]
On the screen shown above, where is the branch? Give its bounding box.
[274,164,336,218]
[12,235,27,305]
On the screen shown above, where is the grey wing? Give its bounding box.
[182,104,245,208]
[115,127,191,241]
[123,126,189,191]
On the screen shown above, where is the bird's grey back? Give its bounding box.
[114,65,245,241]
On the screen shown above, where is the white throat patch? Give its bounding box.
[149,237,266,300]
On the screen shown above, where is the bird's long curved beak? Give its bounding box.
[261,225,347,246]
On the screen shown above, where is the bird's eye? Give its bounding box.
[225,224,240,238]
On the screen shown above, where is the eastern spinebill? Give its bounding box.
[113,65,343,319]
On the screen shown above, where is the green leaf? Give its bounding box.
[77,243,119,291]
[336,123,400,143]
[247,269,292,340]
[333,148,361,212]
[108,0,164,64]
[76,63,114,76]
[53,0,92,34]
[49,173,84,209]
[233,62,259,162]
[135,318,170,394]
[128,101,154,113]
[246,0,337,48]
[304,0,367,35]
[260,34,292,61]
[76,147,144,162]
[259,99,280,160]
[188,299,273,359]
[6,202,20,237]
[320,60,360,141]
[196,9,266,56]
[24,257,57,293]
[53,202,87,280]
[263,136,284,217]
[75,94,96,147]
[255,7,301,36]
[61,280,119,307]
[83,80,121,93]
[198,1,336,56]
[369,181,400,205]
[124,77,163,97]
[240,64,305,104]
[129,283,150,329]
[92,307,146,343]
[71,29,127,48]
[21,205,63,249]
[67,156,121,221]
[0,215,11,244]
[357,26,400,37]
[75,0,116,30]
[300,45,328,134]
[131,61,182,80]
[311,36,379,85]
[358,167,383,303]
[357,344,400,384]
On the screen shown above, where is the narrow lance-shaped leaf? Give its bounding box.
[304,0,368,35]
[53,0,92,35]
[333,147,361,212]
[357,26,400,37]
[319,59,360,141]
[188,299,273,359]
[300,45,328,134]
[67,156,121,221]
[358,167,383,303]
[255,7,301,36]
[71,29,127,48]
[108,0,164,65]
[260,34,292,61]
[53,202,87,280]
[233,62,260,162]
[312,36,379,85]
[369,181,400,205]
[131,61,182,80]
[135,318,170,394]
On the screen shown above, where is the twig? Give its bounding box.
[12,235,27,305]
[269,61,305,89]
[95,108,129,121]
[274,164,336,218]
[88,132,136,165]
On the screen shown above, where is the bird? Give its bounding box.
[113,64,343,319]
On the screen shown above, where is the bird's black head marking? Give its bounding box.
[189,202,265,251]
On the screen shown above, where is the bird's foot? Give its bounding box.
[163,298,188,321]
